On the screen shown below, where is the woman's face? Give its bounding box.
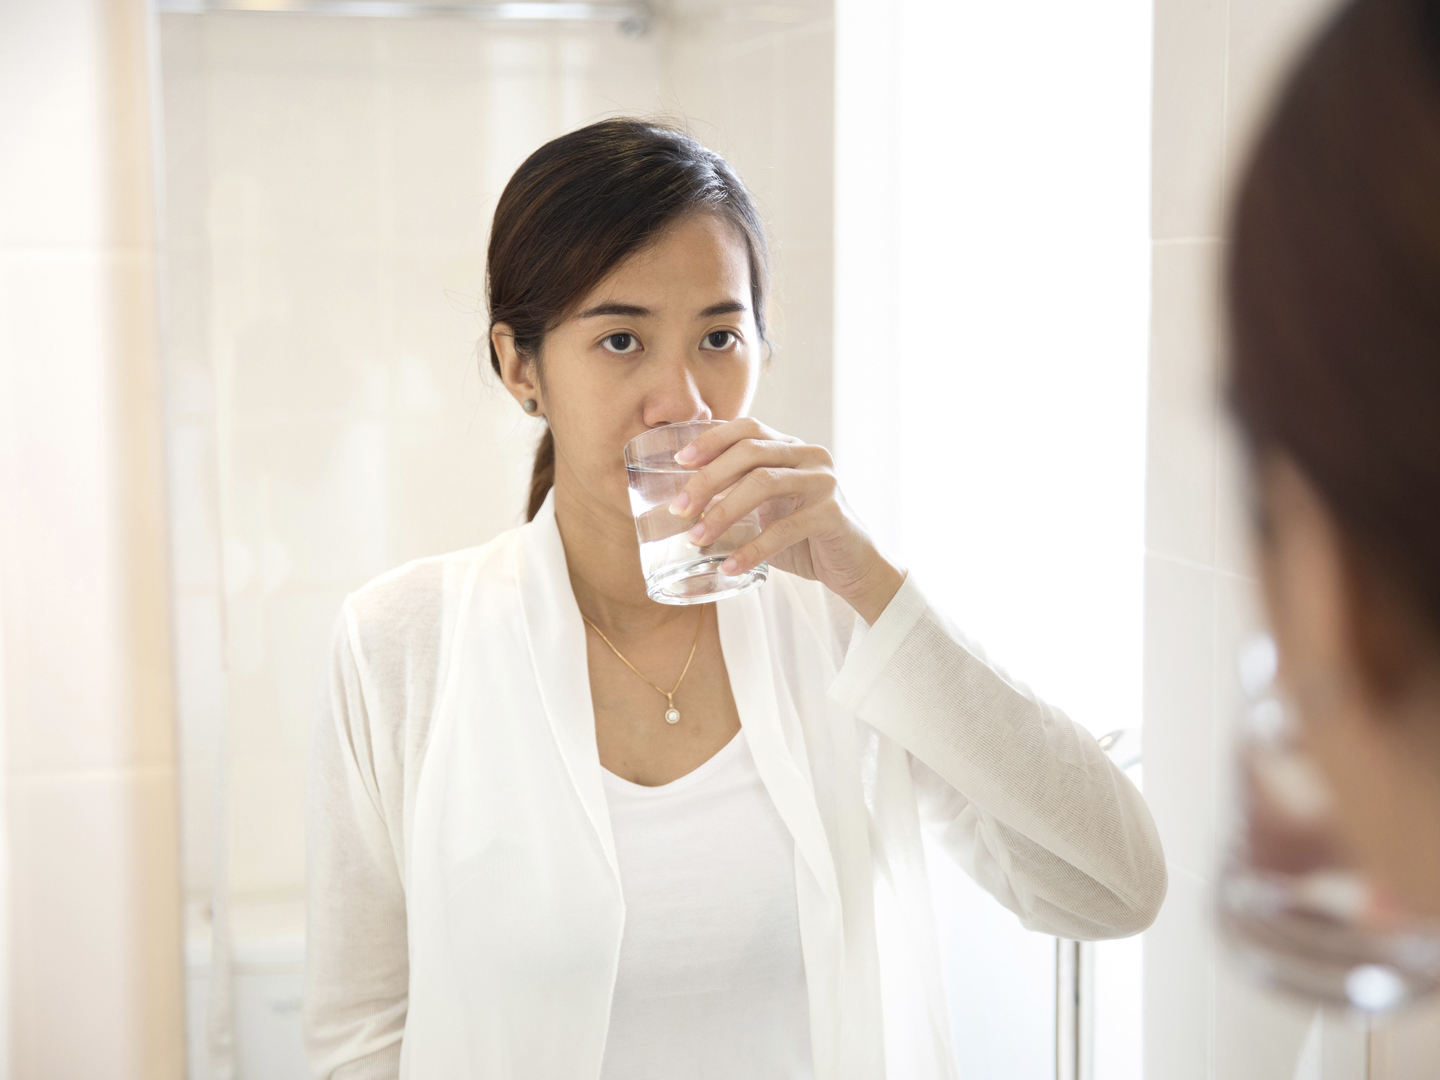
[1257,454,1440,915]
[498,211,761,524]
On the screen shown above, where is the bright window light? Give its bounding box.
[836,1,1153,1077]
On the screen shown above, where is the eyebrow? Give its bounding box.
[574,299,750,320]
[697,300,748,318]
[577,302,652,319]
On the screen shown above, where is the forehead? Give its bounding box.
[584,212,752,310]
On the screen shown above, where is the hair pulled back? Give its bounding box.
[486,118,770,521]
[1228,0,1440,636]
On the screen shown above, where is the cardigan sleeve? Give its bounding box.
[305,611,408,1079]
[829,575,1167,940]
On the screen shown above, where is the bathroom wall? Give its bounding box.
[157,2,836,1071]
[0,0,185,1075]
[1139,0,1440,1076]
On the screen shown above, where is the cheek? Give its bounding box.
[703,353,760,413]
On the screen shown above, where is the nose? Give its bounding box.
[641,351,711,428]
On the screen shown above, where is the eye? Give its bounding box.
[701,330,736,351]
[602,332,640,354]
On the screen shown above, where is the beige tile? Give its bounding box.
[379,11,486,69]
[1143,868,1215,1080]
[387,72,490,258]
[204,66,385,252]
[1151,0,1229,239]
[202,10,381,67]
[266,587,350,757]
[158,38,212,251]
[754,239,833,448]
[180,758,219,898]
[227,754,308,897]
[1315,1010,1370,1079]
[1146,239,1221,566]
[174,591,227,762]
[216,249,389,420]
[388,251,489,380]
[668,8,803,57]
[478,67,558,199]
[1225,0,1343,200]
[773,23,835,251]
[1372,999,1440,1080]
[553,26,665,131]
[222,416,391,587]
[160,244,217,422]
[389,410,529,563]
[1143,554,1216,881]
[167,420,223,591]
[0,252,176,774]
[673,34,781,220]
[9,770,184,1079]
[0,0,156,250]
[1213,960,1316,1079]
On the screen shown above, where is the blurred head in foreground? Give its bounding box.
[1229,0,1440,914]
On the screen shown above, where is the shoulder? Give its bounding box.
[340,527,523,663]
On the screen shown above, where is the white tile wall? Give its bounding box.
[1142,554,1216,880]
[1146,241,1221,567]
[0,0,186,1071]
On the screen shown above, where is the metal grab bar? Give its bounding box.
[1057,727,1142,1078]
[156,0,655,35]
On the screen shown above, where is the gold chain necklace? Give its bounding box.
[582,605,707,725]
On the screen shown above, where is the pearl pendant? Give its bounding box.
[665,707,681,724]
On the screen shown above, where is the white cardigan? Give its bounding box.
[305,494,1166,1080]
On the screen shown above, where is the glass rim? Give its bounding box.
[623,418,726,462]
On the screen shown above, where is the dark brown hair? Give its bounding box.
[486,118,770,521]
[1228,0,1440,635]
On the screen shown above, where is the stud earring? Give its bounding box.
[521,398,539,414]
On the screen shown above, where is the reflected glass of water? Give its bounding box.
[1217,636,1440,1014]
[624,420,769,605]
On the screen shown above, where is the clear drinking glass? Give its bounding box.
[624,420,769,605]
[1216,636,1440,1014]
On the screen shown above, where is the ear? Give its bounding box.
[492,323,543,414]
[1339,531,1431,705]
[1261,453,1426,714]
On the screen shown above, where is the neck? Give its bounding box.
[550,465,690,636]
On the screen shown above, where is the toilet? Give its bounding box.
[186,897,309,1080]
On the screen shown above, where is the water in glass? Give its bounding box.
[1216,636,1440,1015]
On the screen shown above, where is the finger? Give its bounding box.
[669,439,832,520]
[721,502,837,576]
[684,467,835,549]
[673,417,798,468]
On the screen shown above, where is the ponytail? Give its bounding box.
[526,426,555,522]
[485,118,770,523]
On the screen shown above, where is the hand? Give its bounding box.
[665,418,904,624]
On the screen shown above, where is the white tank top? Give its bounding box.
[599,729,813,1079]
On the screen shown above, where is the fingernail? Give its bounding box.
[721,558,739,574]
[675,444,698,465]
[668,492,690,515]
[688,522,707,542]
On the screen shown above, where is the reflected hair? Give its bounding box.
[1228,0,1440,635]
[485,118,771,521]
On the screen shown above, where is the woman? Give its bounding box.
[1229,0,1440,918]
[305,118,1165,1080]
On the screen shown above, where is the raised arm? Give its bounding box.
[305,613,409,1079]
[829,576,1167,939]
